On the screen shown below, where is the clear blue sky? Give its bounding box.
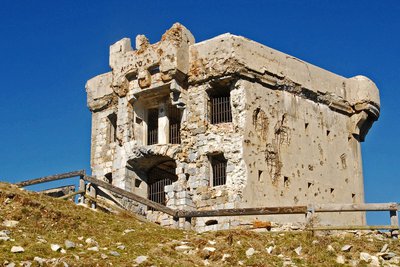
[0,1,398,225]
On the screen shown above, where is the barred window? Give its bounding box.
[147,108,158,145]
[210,153,227,187]
[208,85,232,124]
[169,106,182,144]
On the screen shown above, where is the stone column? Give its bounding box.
[158,103,169,144]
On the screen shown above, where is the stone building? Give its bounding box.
[86,23,380,231]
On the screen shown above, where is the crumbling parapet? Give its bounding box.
[86,23,380,231]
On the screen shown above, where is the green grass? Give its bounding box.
[0,182,398,266]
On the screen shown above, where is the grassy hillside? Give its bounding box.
[0,182,398,266]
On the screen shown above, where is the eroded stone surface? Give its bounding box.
[86,23,380,231]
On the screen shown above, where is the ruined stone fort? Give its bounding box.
[86,23,380,231]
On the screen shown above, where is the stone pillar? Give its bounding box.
[158,103,169,144]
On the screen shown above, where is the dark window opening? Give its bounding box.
[147,108,158,145]
[210,153,227,187]
[305,122,309,129]
[208,85,232,124]
[105,173,112,184]
[326,130,331,136]
[148,65,160,75]
[330,188,335,194]
[136,116,143,125]
[169,105,182,144]
[125,72,138,81]
[107,113,117,143]
[205,219,218,226]
[135,179,142,188]
[147,161,177,209]
[258,170,263,182]
[307,182,312,188]
[284,176,290,187]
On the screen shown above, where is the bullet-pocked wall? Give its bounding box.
[85,23,380,231]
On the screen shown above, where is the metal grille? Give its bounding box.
[211,96,232,124]
[148,164,177,209]
[147,109,158,145]
[170,124,180,144]
[211,155,227,186]
[169,106,181,144]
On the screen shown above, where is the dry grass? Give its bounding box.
[0,182,398,266]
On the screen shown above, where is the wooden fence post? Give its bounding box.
[89,184,97,209]
[390,206,399,238]
[306,204,315,226]
[79,176,86,204]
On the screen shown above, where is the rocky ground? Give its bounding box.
[0,182,399,266]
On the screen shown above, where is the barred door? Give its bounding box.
[147,161,177,208]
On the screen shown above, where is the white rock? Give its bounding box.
[77,236,84,241]
[5,263,15,267]
[3,220,19,228]
[336,255,345,264]
[20,260,32,267]
[109,251,120,257]
[175,245,192,251]
[360,252,371,263]
[34,257,45,266]
[381,252,397,260]
[62,262,68,267]
[60,249,66,254]
[87,246,99,251]
[50,244,61,252]
[65,240,76,249]
[341,245,352,252]
[36,237,47,244]
[327,245,335,252]
[294,246,302,255]
[312,240,319,245]
[380,243,388,253]
[203,247,216,252]
[0,236,10,241]
[117,245,125,250]
[349,259,359,266]
[246,247,255,258]
[370,256,380,266]
[238,261,244,266]
[85,238,97,245]
[266,246,274,254]
[135,255,148,264]
[101,253,108,259]
[10,246,24,253]
[203,259,210,266]
[208,240,216,245]
[0,230,10,236]
[222,253,231,261]
[123,229,135,235]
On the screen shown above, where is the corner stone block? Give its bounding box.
[164,185,173,193]
[109,38,132,69]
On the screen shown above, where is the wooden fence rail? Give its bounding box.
[15,170,86,187]
[13,170,400,232]
[83,175,178,217]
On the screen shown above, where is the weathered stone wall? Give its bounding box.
[239,79,365,226]
[86,23,380,231]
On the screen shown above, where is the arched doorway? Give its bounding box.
[147,160,178,206]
